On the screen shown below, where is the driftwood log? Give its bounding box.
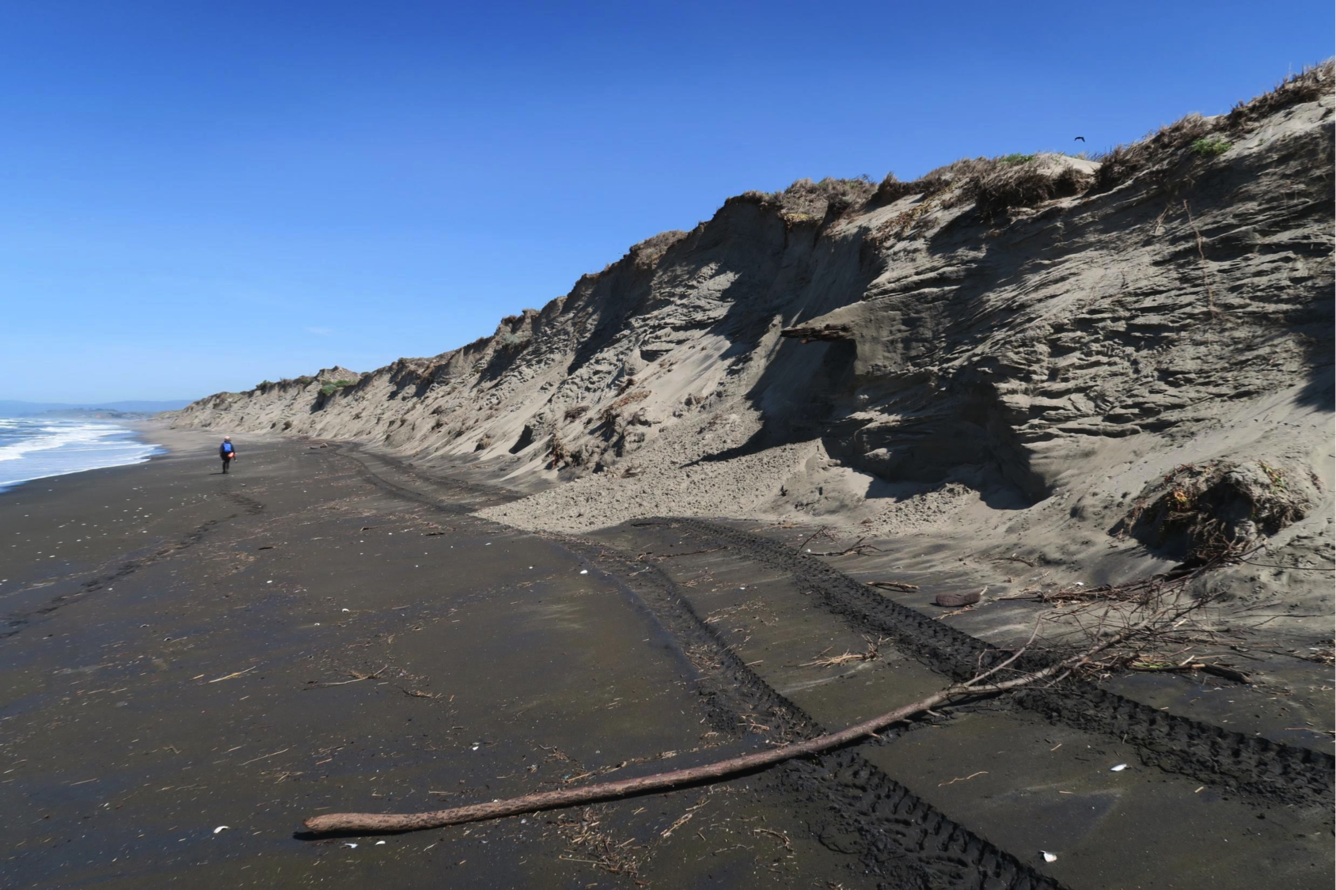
[302,626,1133,835]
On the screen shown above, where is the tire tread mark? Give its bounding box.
[655,516,1334,808]
[560,536,1067,890]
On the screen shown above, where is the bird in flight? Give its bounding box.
[1074,136,1086,142]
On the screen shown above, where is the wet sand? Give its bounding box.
[2,430,1331,889]
[0,431,903,888]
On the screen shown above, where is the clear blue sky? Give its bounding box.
[2,1,1331,402]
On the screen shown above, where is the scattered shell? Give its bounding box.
[213,826,230,834]
[1042,851,1058,863]
[341,608,350,612]
[375,840,386,846]
[343,842,358,849]
[1111,763,1128,772]
[579,569,588,574]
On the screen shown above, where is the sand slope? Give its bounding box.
[174,67,1334,638]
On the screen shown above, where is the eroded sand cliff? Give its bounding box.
[174,66,1335,632]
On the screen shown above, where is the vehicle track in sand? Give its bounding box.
[329,444,1067,889]
[1,516,227,640]
[324,444,1333,887]
[643,516,1335,810]
[561,536,1066,890]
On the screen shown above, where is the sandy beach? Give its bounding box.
[5,7,1332,888]
[1,428,1330,889]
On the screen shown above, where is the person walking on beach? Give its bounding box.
[219,436,236,474]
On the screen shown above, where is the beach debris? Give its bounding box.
[867,580,919,591]
[1042,851,1058,863]
[938,770,988,787]
[1111,763,1128,771]
[343,842,358,849]
[308,665,388,688]
[213,825,230,834]
[207,665,257,683]
[301,577,1226,836]
[934,588,985,608]
[800,635,886,668]
[1126,660,1251,684]
[806,535,886,557]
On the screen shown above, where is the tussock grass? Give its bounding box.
[1093,113,1215,191]
[1226,59,1335,128]
[873,152,1094,224]
[737,176,877,222]
[973,159,1092,217]
[1095,60,1333,192]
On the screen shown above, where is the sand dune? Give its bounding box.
[174,64,1335,640]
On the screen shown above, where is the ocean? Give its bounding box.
[0,417,161,492]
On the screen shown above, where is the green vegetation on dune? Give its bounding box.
[319,379,355,396]
[1191,137,1232,157]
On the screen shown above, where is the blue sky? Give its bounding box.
[2,1,1331,402]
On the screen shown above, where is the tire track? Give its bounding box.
[561,537,1068,890]
[1,517,225,640]
[649,516,1334,810]
[327,445,1067,889]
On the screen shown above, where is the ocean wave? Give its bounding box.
[0,419,161,490]
[0,422,125,463]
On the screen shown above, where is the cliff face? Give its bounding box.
[175,68,1334,582]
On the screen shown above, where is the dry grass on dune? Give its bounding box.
[868,59,1334,211]
[736,176,879,223]
[1227,59,1335,128]
[972,160,1093,216]
[1095,60,1335,192]
[871,153,1096,221]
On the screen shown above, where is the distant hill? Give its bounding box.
[0,399,194,417]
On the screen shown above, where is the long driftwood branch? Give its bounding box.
[302,623,1137,836]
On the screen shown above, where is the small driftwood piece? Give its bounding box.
[867,580,919,592]
[1130,661,1250,684]
[302,625,1132,836]
[808,536,885,557]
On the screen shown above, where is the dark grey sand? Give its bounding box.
[1,430,1331,889]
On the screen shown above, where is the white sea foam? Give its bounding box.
[0,418,161,491]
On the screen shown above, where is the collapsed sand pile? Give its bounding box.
[174,65,1334,608]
